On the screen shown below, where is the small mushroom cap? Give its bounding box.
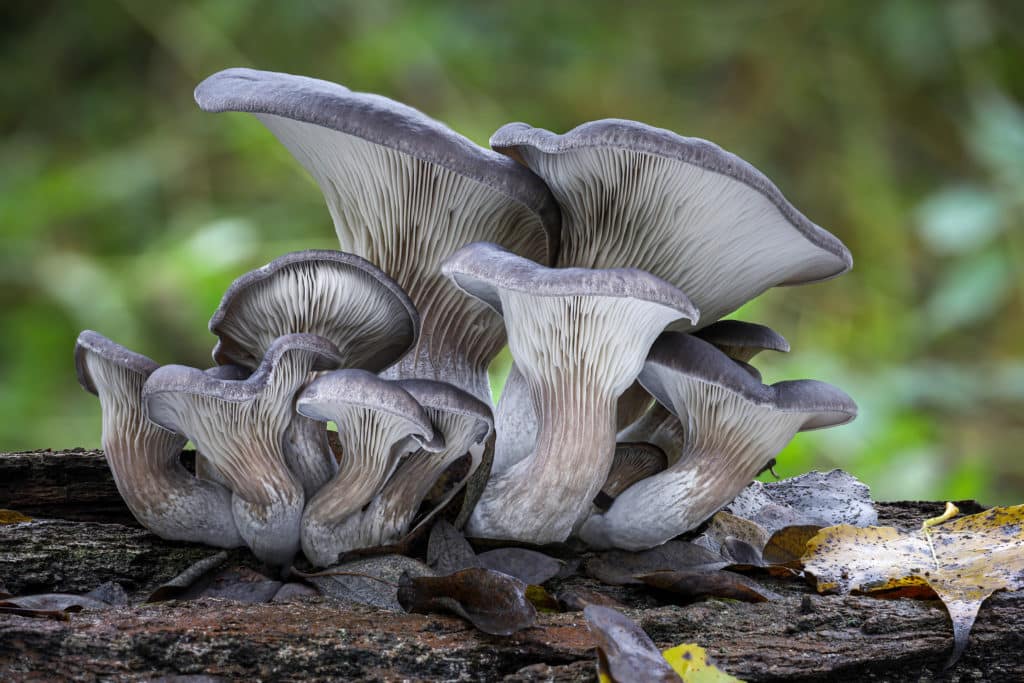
[297,369,443,452]
[491,118,850,285]
[75,330,159,395]
[601,442,669,500]
[397,379,494,446]
[209,249,419,371]
[144,333,343,434]
[441,242,699,324]
[693,320,790,361]
[204,364,252,381]
[640,332,857,431]
[195,68,560,255]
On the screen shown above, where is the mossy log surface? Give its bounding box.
[1,450,1022,682]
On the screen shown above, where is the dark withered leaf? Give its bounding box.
[583,605,680,683]
[556,587,627,612]
[727,469,877,533]
[694,511,769,558]
[637,570,780,603]
[308,555,435,611]
[182,567,282,604]
[427,520,479,575]
[0,593,110,611]
[147,552,229,602]
[476,547,562,585]
[271,582,319,602]
[397,567,537,635]
[585,541,727,585]
[721,537,767,568]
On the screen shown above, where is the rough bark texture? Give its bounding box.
[1,450,1022,682]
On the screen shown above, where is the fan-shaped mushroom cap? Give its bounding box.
[596,442,668,509]
[491,119,851,327]
[143,334,343,566]
[693,320,790,363]
[317,380,493,555]
[616,401,686,465]
[196,68,560,406]
[75,331,243,549]
[579,332,856,550]
[443,243,698,543]
[208,249,419,497]
[296,370,443,566]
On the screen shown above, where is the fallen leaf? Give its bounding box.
[147,552,229,602]
[186,567,283,604]
[583,605,679,682]
[761,525,821,566]
[802,504,1024,667]
[271,582,319,602]
[427,520,479,575]
[585,541,727,586]
[556,588,627,612]
[476,547,562,585]
[306,555,436,611]
[727,469,877,533]
[694,512,769,558]
[524,584,561,613]
[0,509,32,525]
[0,593,110,612]
[397,567,537,635]
[637,570,779,603]
[662,643,742,682]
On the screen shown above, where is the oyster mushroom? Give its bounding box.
[208,249,419,497]
[74,331,243,548]
[442,242,698,543]
[295,370,443,566]
[195,69,560,405]
[594,442,668,511]
[317,379,493,553]
[143,333,343,567]
[489,119,850,464]
[579,332,856,551]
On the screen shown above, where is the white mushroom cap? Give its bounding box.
[443,243,698,544]
[75,331,243,549]
[491,119,852,326]
[579,332,856,550]
[196,68,560,405]
[296,369,443,566]
[143,333,343,566]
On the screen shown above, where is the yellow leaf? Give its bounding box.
[802,504,1024,666]
[0,509,32,525]
[662,643,743,682]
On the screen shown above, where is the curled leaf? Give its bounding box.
[476,547,562,585]
[802,504,1024,667]
[585,541,726,586]
[583,605,679,683]
[397,567,537,635]
[305,555,435,611]
[638,570,779,603]
[662,643,742,682]
[427,520,478,575]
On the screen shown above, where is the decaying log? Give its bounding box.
[1,449,1022,682]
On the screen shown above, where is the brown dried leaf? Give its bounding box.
[397,567,537,635]
[637,570,780,603]
[476,547,562,585]
[802,504,1024,667]
[585,541,727,586]
[427,520,479,575]
[583,605,680,683]
[147,552,229,602]
[307,555,435,611]
[556,588,627,612]
[761,525,821,566]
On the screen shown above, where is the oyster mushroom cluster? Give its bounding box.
[75,67,857,567]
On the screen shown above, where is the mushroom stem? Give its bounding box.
[282,413,337,498]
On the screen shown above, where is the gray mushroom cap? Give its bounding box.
[209,249,419,372]
[397,379,494,446]
[443,243,698,544]
[693,320,790,363]
[490,119,852,327]
[579,332,856,550]
[599,442,668,503]
[143,333,343,566]
[74,331,243,550]
[195,68,561,407]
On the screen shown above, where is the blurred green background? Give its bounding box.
[2,2,1021,503]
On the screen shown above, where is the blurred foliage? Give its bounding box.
[1,1,1021,503]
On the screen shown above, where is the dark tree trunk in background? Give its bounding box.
[1,450,1022,682]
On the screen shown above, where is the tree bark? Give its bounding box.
[1,449,1021,682]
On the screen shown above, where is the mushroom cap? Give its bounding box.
[144,333,343,430]
[297,369,443,452]
[195,68,560,246]
[75,330,159,396]
[490,119,852,327]
[600,442,669,501]
[693,320,790,362]
[397,379,494,446]
[640,332,857,432]
[442,242,699,323]
[209,249,419,371]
